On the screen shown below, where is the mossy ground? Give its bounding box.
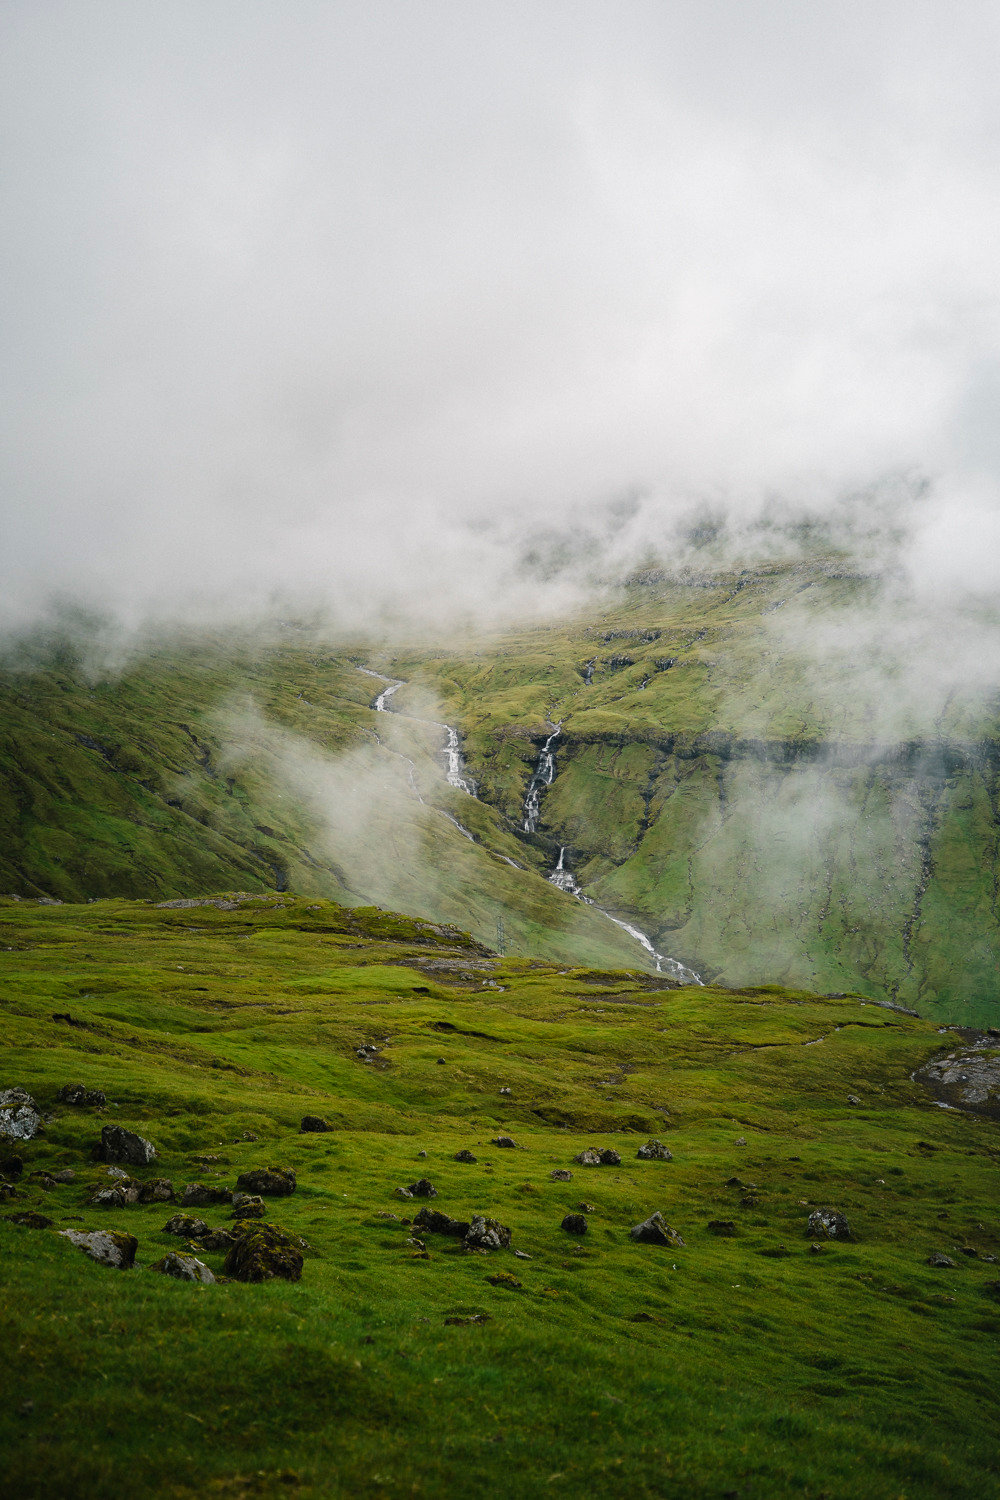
[2,897,998,1498]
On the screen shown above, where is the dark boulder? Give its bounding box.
[94,1125,156,1167]
[0,1154,24,1180]
[151,1252,215,1284]
[454,1150,477,1163]
[300,1115,331,1133]
[4,1211,53,1229]
[927,1252,956,1268]
[561,1214,588,1235]
[550,1169,573,1181]
[630,1212,686,1248]
[180,1182,232,1208]
[224,1222,303,1283]
[404,1178,437,1198]
[411,1207,470,1238]
[806,1208,853,1242]
[231,1193,266,1219]
[574,1147,621,1166]
[491,1136,516,1148]
[637,1140,673,1161]
[163,1213,209,1238]
[57,1084,107,1107]
[464,1215,512,1251]
[235,1166,295,1197]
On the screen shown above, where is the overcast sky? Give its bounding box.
[3,1,1000,630]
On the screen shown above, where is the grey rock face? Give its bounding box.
[637,1140,673,1161]
[96,1125,156,1166]
[630,1212,686,1248]
[464,1215,512,1251]
[806,1208,853,1241]
[0,1089,43,1141]
[59,1228,137,1269]
[151,1252,215,1283]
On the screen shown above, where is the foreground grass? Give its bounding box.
[2,896,999,1499]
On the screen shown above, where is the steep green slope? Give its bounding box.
[1,895,998,1499]
[396,561,1000,1024]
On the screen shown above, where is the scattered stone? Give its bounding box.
[927,1252,956,1268]
[404,1178,438,1198]
[56,1083,107,1107]
[200,1227,243,1252]
[231,1193,266,1219]
[444,1313,490,1325]
[513,1250,532,1260]
[735,1137,746,1146]
[106,1166,130,1179]
[725,1177,743,1188]
[299,1115,331,1133]
[637,1140,673,1161]
[151,1252,215,1283]
[574,1147,620,1166]
[806,1208,853,1242]
[486,1270,522,1288]
[550,1169,573,1181]
[417,1150,428,1158]
[405,1236,426,1250]
[0,1154,24,1179]
[0,1088,43,1141]
[394,1186,413,1199]
[847,1095,861,1106]
[376,1212,400,1221]
[576,1202,595,1214]
[436,1058,447,1065]
[499,1087,511,1096]
[562,1214,588,1235]
[235,1166,295,1196]
[138,1179,175,1204]
[708,1221,738,1237]
[89,1181,140,1209]
[181,1182,233,1208]
[809,1243,825,1254]
[30,1171,58,1190]
[491,1136,516,1148]
[454,1150,477,1163]
[94,1125,156,1167]
[49,1169,76,1184]
[163,1214,209,1238]
[412,1207,470,1238]
[224,1222,303,1283]
[0,1180,18,1200]
[59,1228,137,1269]
[464,1215,512,1251]
[4,1211,53,1229]
[630,1212,685,1248]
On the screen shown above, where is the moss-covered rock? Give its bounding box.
[59,1228,137,1268]
[235,1166,295,1196]
[223,1222,303,1283]
[151,1251,215,1283]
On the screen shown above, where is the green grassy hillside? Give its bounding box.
[2,895,998,1498]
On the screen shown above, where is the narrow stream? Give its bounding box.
[358,666,476,796]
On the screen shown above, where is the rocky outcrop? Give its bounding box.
[223,1223,303,1282]
[915,1036,1000,1118]
[93,1125,156,1166]
[464,1215,512,1251]
[636,1140,673,1161]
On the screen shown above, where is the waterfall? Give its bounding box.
[523,726,561,832]
[359,665,475,797]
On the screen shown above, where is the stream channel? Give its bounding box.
[358,667,701,981]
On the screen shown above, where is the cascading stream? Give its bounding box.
[523,737,702,984]
[358,666,476,796]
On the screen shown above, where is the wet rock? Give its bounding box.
[224,1222,303,1283]
[4,1211,53,1229]
[464,1215,512,1251]
[181,1182,232,1208]
[59,1228,137,1269]
[806,1208,853,1241]
[151,1251,215,1283]
[94,1125,156,1167]
[561,1214,588,1235]
[454,1150,477,1163]
[0,1154,24,1180]
[163,1213,209,1238]
[231,1193,266,1219]
[412,1207,470,1238]
[56,1083,107,1107]
[637,1140,673,1161]
[299,1115,331,1133]
[630,1212,686,1248]
[235,1166,295,1197]
[491,1136,516,1148]
[0,1088,43,1141]
[708,1221,738,1237]
[927,1252,956,1268]
[550,1168,573,1181]
[404,1178,438,1198]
